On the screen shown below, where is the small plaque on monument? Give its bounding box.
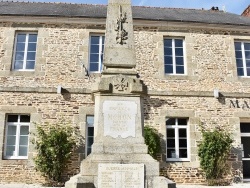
[103,100,137,138]
[98,163,144,188]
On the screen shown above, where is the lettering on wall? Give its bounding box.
[229,100,250,109]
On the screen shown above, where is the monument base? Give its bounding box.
[65,174,176,188]
[65,152,176,188]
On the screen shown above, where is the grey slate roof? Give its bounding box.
[0,1,250,26]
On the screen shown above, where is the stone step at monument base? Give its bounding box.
[65,172,176,188]
[65,175,95,188]
[80,153,160,176]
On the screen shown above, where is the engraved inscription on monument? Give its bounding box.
[103,100,137,138]
[98,164,144,188]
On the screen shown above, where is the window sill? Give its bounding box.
[238,76,250,78]
[11,69,35,71]
[89,71,102,74]
[3,156,28,160]
[88,72,102,78]
[237,76,250,83]
[9,71,36,76]
[166,158,190,162]
[164,74,189,80]
[1,158,29,165]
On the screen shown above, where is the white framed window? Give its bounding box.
[12,32,38,71]
[240,122,250,180]
[4,114,30,159]
[86,115,94,156]
[164,38,186,75]
[235,41,250,77]
[89,35,105,73]
[166,118,189,161]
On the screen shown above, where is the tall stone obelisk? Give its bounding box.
[102,0,137,76]
[65,0,176,187]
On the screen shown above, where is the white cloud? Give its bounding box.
[138,0,147,6]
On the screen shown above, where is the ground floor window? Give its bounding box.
[86,115,94,156]
[4,114,30,159]
[240,122,250,180]
[166,118,189,161]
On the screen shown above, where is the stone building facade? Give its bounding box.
[0,1,250,185]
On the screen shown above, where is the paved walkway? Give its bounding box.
[177,184,250,188]
[0,185,61,188]
[0,183,250,188]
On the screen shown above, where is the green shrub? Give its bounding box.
[144,125,161,159]
[198,129,233,184]
[33,122,79,184]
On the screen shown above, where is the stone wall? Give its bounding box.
[0,23,250,92]
[144,95,245,183]
[0,20,249,184]
[0,92,93,183]
[0,23,104,88]
[134,27,250,93]
[160,165,205,184]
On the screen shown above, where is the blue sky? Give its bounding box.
[18,0,249,15]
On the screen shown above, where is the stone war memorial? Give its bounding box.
[65,0,175,187]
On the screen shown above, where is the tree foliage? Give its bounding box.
[33,122,78,183]
[144,125,161,159]
[198,129,233,182]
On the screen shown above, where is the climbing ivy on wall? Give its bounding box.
[33,122,79,185]
[198,129,233,185]
[144,125,161,159]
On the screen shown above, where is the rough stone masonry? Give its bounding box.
[0,0,250,185]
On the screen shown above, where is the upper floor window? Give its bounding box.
[235,41,250,77]
[89,35,105,73]
[12,32,38,71]
[164,38,185,75]
[4,114,30,159]
[86,115,94,156]
[166,118,189,161]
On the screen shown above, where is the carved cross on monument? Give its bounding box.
[115,5,128,44]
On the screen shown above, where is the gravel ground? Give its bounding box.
[177,183,250,188]
[0,183,249,188]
